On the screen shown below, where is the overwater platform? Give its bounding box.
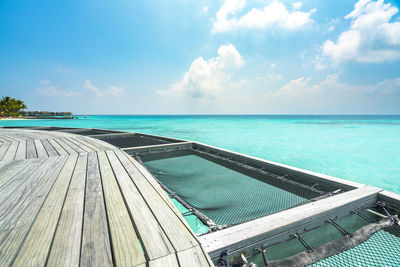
[0,128,213,266]
[1,127,399,266]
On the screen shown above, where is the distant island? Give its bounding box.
[0,96,75,119]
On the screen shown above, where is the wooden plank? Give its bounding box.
[73,137,104,151]
[47,138,68,155]
[83,136,116,150]
[14,140,27,160]
[177,246,213,267]
[115,150,199,251]
[105,150,174,260]
[115,151,199,248]
[12,155,78,266]
[47,153,88,266]
[54,138,77,155]
[123,152,193,230]
[80,152,113,266]
[0,159,36,189]
[66,137,93,152]
[0,159,45,204]
[0,156,67,266]
[98,151,146,266]
[1,141,19,162]
[26,139,37,159]
[198,186,381,259]
[148,254,178,267]
[61,138,86,153]
[34,139,48,158]
[41,139,59,157]
[0,141,11,161]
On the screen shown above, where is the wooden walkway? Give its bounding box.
[0,128,213,266]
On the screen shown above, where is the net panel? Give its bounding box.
[311,225,400,266]
[143,154,309,226]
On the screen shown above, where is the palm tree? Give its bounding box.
[0,96,27,117]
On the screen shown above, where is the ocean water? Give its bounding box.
[1,115,399,194]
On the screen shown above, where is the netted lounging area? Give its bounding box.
[143,153,310,227]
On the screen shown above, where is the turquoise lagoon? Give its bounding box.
[1,115,399,194]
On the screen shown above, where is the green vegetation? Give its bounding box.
[0,96,27,117]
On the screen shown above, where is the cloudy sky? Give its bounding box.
[1,0,399,114]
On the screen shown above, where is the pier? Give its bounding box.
[0,127,399,266]
[0,128,213,266]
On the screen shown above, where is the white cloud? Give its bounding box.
[40,80,50,85]
[322,0,400,64]
[293,2,302,10]
[83,80,124,97]
[158,44,244,98]
[259,74,400,113]
[212,0,316,33]
[37,81,80,97]
[328,25,334,31]
[269,63,276,68]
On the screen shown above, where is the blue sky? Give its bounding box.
[1,0,399,114]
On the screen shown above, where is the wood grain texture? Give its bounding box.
[106,150,174,260]
[80,152,113,267]
[62,138,87,153]
[177,246,213,267]
[48,138,69,155]
[98,151,146,267]
[54,138,77,155]
[1,141,19,162]
[0,156,67,266]
[26,139,37,159]
[0,141,11,161]
[0,158,45,204]
[14,140,27,160]
[148,254,179,267]
[115,150,198,252]
[41,139,59,157]
[34,139,48,158]
[47,153,88,267]
[13,154,78,266]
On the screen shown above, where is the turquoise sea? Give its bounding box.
[1,115,399,194]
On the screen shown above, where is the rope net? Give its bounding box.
[142,152,322,227]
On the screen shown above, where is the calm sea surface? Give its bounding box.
[1,115,399,194]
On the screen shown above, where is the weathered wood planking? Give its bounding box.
[54,138,77,155]
[98,151,146,267]
[62,138,86,153]
[115,150,199,252]
[177,246,213,267]
[123,151,195,232]
[105,150,175,260]
[1,141,19,162]
[14,140,27,160]
[80,152,113,266]
[47,153,88,266]
[148,254,179,267]
[13,155,78,266]
[0,141,11,161]
[26,139,37,159]
[67,137,93,152]
[0,156,67,266]
[0,128,214,267]
[34,139,48,158]
[48,138,69,155]
[0,159,45,204]
[41,139,59,157]
[0,159,33,188]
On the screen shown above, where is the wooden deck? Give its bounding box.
[0,128,213,266]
